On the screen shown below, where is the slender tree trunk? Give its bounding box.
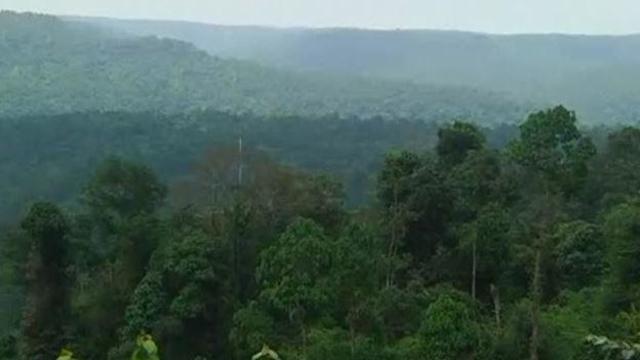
[349,324,356,355]
[490,284,501,330]
[471,238,477,300]
[301,323,308,360]
[386,186,400,287]
[529,247,542,360]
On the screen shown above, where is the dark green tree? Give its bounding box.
[437,121,486,168]
[418,292,488,360]
[84,157,167,225]
[509,105,596,360]
[601,199,640,314]
[72,158,167,359]
[553,221,604,290]
[19,202,70,360]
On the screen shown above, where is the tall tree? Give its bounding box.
[437,121,486,168]
[601,199,640,314]
[72,158,167,358]
[250,218,345,357]
[448,148,512,299]
[378,152,453,275]
[19,202,70,360]
[509,105,596,360]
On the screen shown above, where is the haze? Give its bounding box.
[1,0,640,34]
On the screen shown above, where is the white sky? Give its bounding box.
[1,0,639,34]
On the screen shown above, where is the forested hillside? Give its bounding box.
[0,110,449,224]
[0,11,526,123]
[75,16,640,123]
[0,109,523,226]
[4,106,640,359]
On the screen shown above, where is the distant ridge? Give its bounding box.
[0,11,527,124]
[67,15,640,124]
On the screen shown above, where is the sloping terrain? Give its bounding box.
[0,11,526,124]
[74,16,640,123]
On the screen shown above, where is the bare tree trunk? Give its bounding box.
[471,239,477,300]
[300,321,308,360]
[349,324,356,355]
[386,186,400,288]
[529,247,542,360]
[490,284,501,330]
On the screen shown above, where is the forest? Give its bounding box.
[3,105,640,359]
[73,15,640,125]
[0,11,525,124]
[3,6,640,360]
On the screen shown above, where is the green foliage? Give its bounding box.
[509,105,596,194]
[575,335,640,360]
[602,199,640,313]
[0,12,525,124]
[256,218,334,316]
[5,105,640,360]
[595,127,640,206]
[118,225,230,359]
[553,221,605,289]
[541,290,599,360]
[91,15,640,125]
[84,157,167,222]
[19,202,70,360]
[418,293,488,360]
[377,152,454,266]
[304,328,392,360]
[56,348,78,360]
[437,121,486,167]
[123,273,167,337]
[131,334,159,360]
[0,334,17,359]
[230,303,276,360]
[0,110,445,225]
[21,202,69,246]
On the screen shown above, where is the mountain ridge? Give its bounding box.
[0,11,528,124]
[66,14,640,124]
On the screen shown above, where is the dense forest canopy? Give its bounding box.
[0,110,453,224]
[0,11,527,123]
[71,16,640,124]
[3,105,640,360]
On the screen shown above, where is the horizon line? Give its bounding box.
[3,9,640,37]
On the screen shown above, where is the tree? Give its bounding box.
[377,151,420,285]
[509,106,596,197]
[131,333,160,360]
[229,302,276,360]
[594,127,640,205]
[56,348,79,360]
[576,335,640,360]
[459,203,511,300]
[448,148,512,299]
[19,202,70,360]
[553,221,604,290]
[83,157,167,225]
[509,105,596,360]
[437,121,486,168]
[118,223,230,360]
[255,219,336,355]
[72,158,167,359]
[377,152,454,273]
[418,293,487,360]
[601,199,640,314]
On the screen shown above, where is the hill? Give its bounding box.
[0,11,526,124]
[72,16,640,123]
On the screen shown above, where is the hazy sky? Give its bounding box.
[1,0,639,34]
